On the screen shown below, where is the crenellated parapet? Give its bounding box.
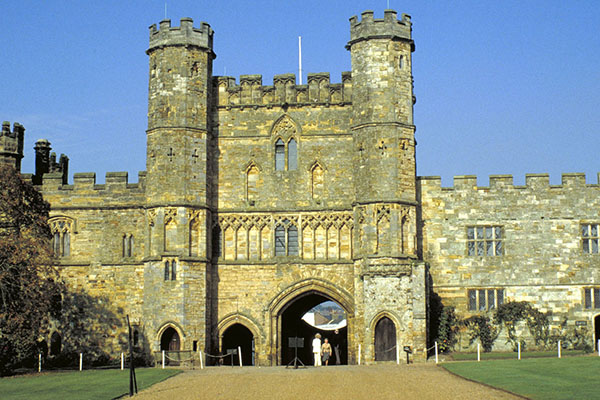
[40,171,146,202]
[418,172,600,192]
[214,72,352,108]
[0,121,25,171]
[148,18,214,55]
[347,10,413,50]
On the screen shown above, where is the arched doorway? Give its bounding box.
[280,291,348,366]
[222,323,254,366]
[374,317,396,361]
[160,327,180,351]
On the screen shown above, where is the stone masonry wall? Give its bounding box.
[420,173,600,347]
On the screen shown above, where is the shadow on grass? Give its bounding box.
[0,368,181,400]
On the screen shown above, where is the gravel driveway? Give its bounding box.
[134,363,523,400]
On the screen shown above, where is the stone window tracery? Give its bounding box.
[272,116,299,172]
[49,217,74,258]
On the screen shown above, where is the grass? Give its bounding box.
[0,368,181,400]
[449,349,587,361]
[443,356,600,400]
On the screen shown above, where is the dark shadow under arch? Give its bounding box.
[222,323,254,366]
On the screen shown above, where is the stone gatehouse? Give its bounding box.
[2,9,599,364]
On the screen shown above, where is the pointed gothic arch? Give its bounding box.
[244,161,261,202]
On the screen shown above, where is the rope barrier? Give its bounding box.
[164,354,197,363]
[204,352,234,359]
[381,344,397,353]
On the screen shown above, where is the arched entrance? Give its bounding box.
[160,327,180,351]
[374,317,396,361]
[222,323,254,366]
[279,291,348,366]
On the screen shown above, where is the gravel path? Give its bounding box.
[134,363,523,400]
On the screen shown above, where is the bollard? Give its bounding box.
[477,343,480,362]
[121,352,124,370]
[598,339,600,357]
[358,344,361,365]
[162,350,165,369]
[518,342,521,360]
[199,350,204,370]
[558,340,561,358]
[434,341,438,364]
[396,341,400,365]
[79,353,83,371]
[238,346,243,367]
[38,353,42,373]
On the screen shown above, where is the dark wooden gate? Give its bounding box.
[374,317,396,361]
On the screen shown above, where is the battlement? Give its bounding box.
[0,121,25,170]
[347,10,412,49]
[214,71,352,108]
[41,171,146,193]
[148,18,214,54]
[419,173,600,191]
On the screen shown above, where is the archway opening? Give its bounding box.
[280,291,348,366]
[374,316,396,361]
[160,327,180,351]
[222,323,254,366]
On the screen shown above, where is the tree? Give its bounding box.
[0,165,60,374]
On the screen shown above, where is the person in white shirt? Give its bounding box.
[312,333,322,366]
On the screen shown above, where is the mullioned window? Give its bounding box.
[467,226,503,256]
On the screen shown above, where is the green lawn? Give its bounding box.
[449,349,587,361]
[0,368,181,400]
[443,357,600,400]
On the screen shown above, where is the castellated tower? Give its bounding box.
[348,11,427,360]
[143,18,214,352]
[0,121,24,171]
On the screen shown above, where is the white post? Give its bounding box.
[598,339,600,356]
[518,342,521,360]
[238,346,243,367]
[358,344,361,365]
[79,353,83,371]
[396,341,400,364]
[477,343,480,362]
[121,352,124,370]
[558,340,561,358]
[38,353,42,373]
[199,350,204,370]
[434,341,438,364]
[162,350,165,369]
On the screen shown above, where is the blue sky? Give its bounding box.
[1,1,599,185]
